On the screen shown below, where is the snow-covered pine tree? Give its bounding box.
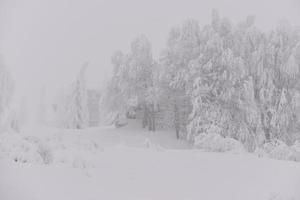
[127,35,155,130]
[102,35,156,129]
[159,19,200,138]
[99,51,128,125]
[70,64,89,129]
[54,64,89,129]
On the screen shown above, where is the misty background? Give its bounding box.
[0,0,300,123]
[1,1,300,199]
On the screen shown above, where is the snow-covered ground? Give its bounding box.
[0,120,300,200]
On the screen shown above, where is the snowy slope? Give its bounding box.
[0,121,300,200]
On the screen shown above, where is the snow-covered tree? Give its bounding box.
[159,19,200,138]
[54,64,89,129]
[70,64,89,129]
[101,35,157,130]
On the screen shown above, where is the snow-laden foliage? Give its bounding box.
[186,12,300,151]
[102,11,300,152]
[255,140,300,162]
[194,125,246,153]
[100,35,158,130]
[0,129,104,166]
[158,19,200,137]
[0,132,53,164]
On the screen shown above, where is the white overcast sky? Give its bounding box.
[0,0,300,116]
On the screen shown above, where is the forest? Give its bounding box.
[99,11,300,153]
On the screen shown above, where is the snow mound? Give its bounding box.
[72,155,91,169]
[0,131,102,167]
[255,140,300,162]
[194,133,246,154]
[0,132,53,164]
[291,140,300,152]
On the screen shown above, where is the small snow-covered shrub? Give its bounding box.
[291,140,300,152]
[194,132,245,153]
[37,143,53,164]
[0,133,40,163]
[0,130,103,167]
[269,142,296,161]
[72,156,87,169]
[255,140,300,162]
[144,138,152,148]
[0,132,55,164]
[143,138,164,151]
[11,148,43,164]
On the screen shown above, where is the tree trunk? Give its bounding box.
[174,101,180,139]
[148,103,155,132]
[148,111,152,131]
[152,112,156,132]
[260,110,271,143]
[142,103,148,128]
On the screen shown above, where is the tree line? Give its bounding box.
[101,11,300,151]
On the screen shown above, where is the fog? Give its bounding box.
[0,0,300,122]
[1,1,300,199]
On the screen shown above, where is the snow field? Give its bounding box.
[0,124,300,200]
